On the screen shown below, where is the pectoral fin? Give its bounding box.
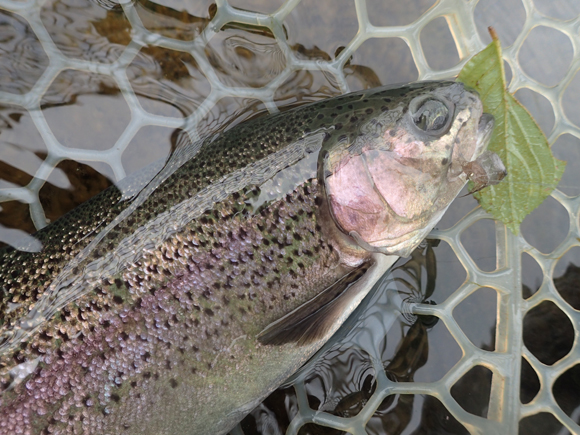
[258,254,398,346]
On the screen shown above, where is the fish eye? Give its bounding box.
[408,96,453,136]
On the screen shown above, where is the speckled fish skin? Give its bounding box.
[0,81,493,435]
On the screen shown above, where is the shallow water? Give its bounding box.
[1,0,580,434]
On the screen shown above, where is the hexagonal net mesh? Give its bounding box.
[0,0,579,434]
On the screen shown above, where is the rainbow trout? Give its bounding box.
[0,82,503,434]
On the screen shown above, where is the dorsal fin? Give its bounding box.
[257,266,369,346]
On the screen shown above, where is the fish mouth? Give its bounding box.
[475,113,495,156]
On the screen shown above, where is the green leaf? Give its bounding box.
[457,32,566,234]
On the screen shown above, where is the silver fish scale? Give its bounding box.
[0,0,578,434]
[0,83,425,354]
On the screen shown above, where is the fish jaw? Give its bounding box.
[324,82,497,257]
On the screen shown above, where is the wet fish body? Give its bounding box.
[0,82,497,434]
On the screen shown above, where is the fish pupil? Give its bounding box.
[413,99,449,132]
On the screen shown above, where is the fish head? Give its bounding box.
[322,81,498,257]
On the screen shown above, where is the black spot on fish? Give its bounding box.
[389,130,397,137]
[169,379,178,388]
[383,98,392,102]
[441,158,449,165]
[335,123,343,130]
[365,108,374,114]
[381,106,389,112]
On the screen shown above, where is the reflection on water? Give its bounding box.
[206,26,286,89]
[127,46,211,118]
[41,0,131,63]
[133,0,212,40]
[0,12,49,95]
[42,70,132,152]
[522,256,580,431]
[303,346,375,418]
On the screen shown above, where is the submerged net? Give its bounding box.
[0,0,579,433]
